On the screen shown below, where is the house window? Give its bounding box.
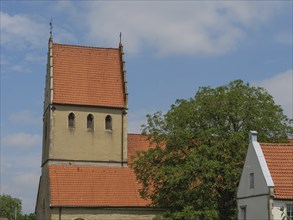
[240,206,247,220]
[87,114,94,130]
[250,173,254,189]
[287,204,293,220]
[105,115,112,130]
[68,113,75,128]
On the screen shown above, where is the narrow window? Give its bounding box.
[68,113,75,128]
[105,115,112,130]
[240,206,247,220]
[250,173,254,189]
[287,204,293,220]
[87,114,94,130]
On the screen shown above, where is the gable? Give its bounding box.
[261,143,293,199]
[52,43,126,108]
[237,139,273,199]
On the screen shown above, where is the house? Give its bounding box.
[237,131,293,220]
[35,35,163,220]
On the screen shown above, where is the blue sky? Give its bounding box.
[0,1,292,214]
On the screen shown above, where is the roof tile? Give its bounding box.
[52,43,125,108]
[261,143,293,199]
[127,134,155,162]
[49,165,151,207]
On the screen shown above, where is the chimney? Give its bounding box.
[249,131,258,143]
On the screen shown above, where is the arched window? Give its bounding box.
[68,113,75,128]
[87,114,94,130]
[105,115,112,130]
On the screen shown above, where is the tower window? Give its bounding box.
[87,114,94,130]
[105,115,112,130]
[68,113,75,128]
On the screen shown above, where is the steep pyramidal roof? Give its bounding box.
[52,43,126,108]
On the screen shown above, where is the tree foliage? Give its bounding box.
[131,80,293,220]
[0,194,36,220]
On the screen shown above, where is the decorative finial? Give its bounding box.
[119,32,122,45]
[49,18,53,38]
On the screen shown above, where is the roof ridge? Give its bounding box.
[53,42,120,50]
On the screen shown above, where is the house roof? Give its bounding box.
[128,134,154,162]
[49,164,151,207]
[52,43,126,108]
[49,134,154,208]
[261,143,293,199]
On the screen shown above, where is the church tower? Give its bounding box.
[36,34,160,220]
[41,36,128,166]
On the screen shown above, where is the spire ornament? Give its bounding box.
[49,18,53,38]
[119,32,122,46]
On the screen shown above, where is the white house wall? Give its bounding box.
[272,200,293,220]
[237,195,269,220]
[237,132,274,219]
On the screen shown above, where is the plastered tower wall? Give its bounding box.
[49,104,128,163]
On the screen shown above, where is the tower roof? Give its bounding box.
[52,43,127,108]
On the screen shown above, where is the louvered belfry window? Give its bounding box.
[68,113,75,128]
[105,115,112,130]
[87,114,94,130]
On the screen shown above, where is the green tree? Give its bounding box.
[131,80,293,220]
[0,194,36,220]
[0,194,22,220]
[21,213,36,220]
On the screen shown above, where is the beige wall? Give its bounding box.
[36,165,51,220]
[50,207,163,220]
[48,104,128,163]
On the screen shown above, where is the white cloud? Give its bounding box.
[9,110,42,125]
[252,69,293,118]
[1,172,40,213]
[0,12,48,50]
[1,133,42,148]
[0,11,76,50]
[82,1,281,55]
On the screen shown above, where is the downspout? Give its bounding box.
[59,207,62,220]
[121,111,124,167]
[121,109,127,167]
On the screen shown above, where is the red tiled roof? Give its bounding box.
[52,43,125,108]
[128,134,155,162]
[49,165,150,207]
[261,143,293,199]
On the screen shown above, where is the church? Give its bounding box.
[35,35,163,220]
